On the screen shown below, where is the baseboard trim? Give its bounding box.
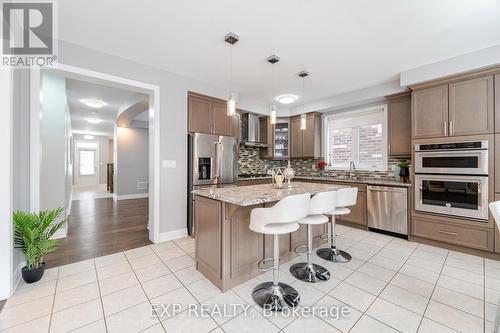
[115,193,149,200]
[156,228,188,243]
[11,260,25,297]
[52,228,67,239]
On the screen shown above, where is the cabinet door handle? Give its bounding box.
[449,121,453,136]
[438,230,457,236]
[388,144,391,155]
[444,121,448,136]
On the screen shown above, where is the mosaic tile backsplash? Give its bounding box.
[238,146,411,181]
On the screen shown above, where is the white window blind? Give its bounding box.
[324,105,387,171]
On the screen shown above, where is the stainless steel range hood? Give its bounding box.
[241,113,270,148]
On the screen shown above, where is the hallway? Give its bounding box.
[44,198,151,267]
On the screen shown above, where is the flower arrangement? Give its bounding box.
[317,161,328,170]
[317,161,328,177]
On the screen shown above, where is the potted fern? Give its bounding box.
[13,208,67,283]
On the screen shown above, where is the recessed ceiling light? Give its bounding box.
[81,99,107,108]
[86,117,103,124]
[275,94,298,105]
[84,135,94,140]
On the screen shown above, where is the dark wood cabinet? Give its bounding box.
[448,75,494,136]
[412,85,448,139]
[337,184,367,226]
[188,94,213,134]
[259,116,274,159]
[387,92,411,157]
[290,117,303,158]
[188,93,239,137]
[290,113,322,158]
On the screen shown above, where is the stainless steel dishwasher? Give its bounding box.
[367,185,408,236]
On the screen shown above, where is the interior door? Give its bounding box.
[77,148,98,188]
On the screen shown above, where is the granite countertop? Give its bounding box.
[238,176,273,181]
[294,175,412,187]
[192,182,347,206]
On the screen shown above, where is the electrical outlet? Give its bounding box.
[312,164,316,170]
[162,160,176,168]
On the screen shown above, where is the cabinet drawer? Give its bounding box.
[412,217,493,251]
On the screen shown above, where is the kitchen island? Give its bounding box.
[192,182,346,291]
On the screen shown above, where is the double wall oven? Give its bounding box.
[414,140,489,221]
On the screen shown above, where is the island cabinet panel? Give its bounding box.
[338,191,367,226]
[412,85,448,139]
[387,93,411,157]
[290,224,327,252]
[228,205,264,281]
[496,135,500,193]
[448,75,494,136]
[195,196,222,279]
[495,194,500,253]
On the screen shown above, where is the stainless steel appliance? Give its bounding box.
[240,113,270,147]
[188,133,238,235]
[415,140,488,175]
[415,174,488,220]
[414,140,489,221]
[367,186,408,236]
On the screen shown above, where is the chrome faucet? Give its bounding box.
[349,161,356,179]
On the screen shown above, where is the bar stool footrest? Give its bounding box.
[257,257,275,271]
[293,245,308,254]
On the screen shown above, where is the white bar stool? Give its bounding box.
[489,201,500,333]
[250,193,311,311]
[317,187,358,263]
[290,191,335,283]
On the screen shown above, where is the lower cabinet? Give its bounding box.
[412,215,494,252]
[337,183,367,226]
[495,194,500,253]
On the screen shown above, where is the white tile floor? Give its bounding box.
[2,225,499,333]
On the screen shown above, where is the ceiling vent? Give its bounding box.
[267,55,280,64]
[224,32,239,45]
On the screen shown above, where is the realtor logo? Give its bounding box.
[1,0,57,67]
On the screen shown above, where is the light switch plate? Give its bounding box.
[162,160,176,168]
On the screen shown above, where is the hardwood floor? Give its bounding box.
[44,197,151,268]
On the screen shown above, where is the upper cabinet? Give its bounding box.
[411,74,494,139]
[387,92,411,157]
[448,75,494,136]
[290,113,322,159]
[188,93,239,138]
[412,85,448,139]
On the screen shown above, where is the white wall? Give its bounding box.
[115,127,149,198]
[40,73,70,226]
[72,133,111,185]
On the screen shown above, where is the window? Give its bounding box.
[324,105,387,171]
[79,150,96,175]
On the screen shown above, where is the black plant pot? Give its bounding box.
[399,167,410,178]
[21,263,45,284]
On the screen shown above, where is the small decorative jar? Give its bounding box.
[283,161,295,189]
[273,167,285,189]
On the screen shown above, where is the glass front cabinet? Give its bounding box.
[273,120,289,158]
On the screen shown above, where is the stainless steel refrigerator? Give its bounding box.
[188,133,238,235]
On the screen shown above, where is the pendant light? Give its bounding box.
[268,55,280,125]
[225,32,239,116]
[298,70,310,130]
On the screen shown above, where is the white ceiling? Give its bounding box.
[66,78,147,137]
[59,0,500,107]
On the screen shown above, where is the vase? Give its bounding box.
[319,169,325,178]
[399,167,409,178]
[22,262,45,283]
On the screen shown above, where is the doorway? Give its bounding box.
[76,141,98,188]
[28,64,160,267]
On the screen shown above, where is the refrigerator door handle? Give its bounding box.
[213,141,221,181]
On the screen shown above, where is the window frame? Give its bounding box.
[322,104,388,172]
